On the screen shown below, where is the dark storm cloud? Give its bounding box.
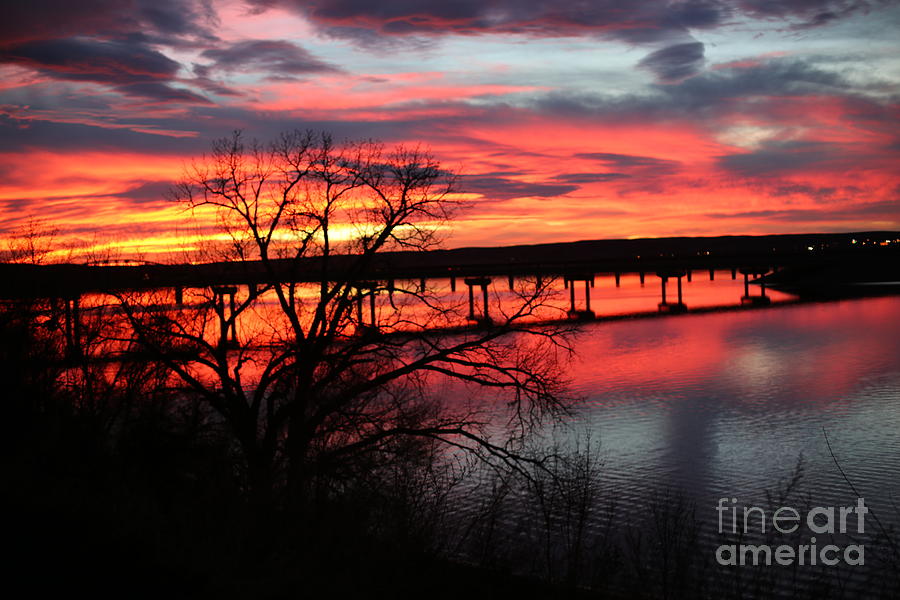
[5,1,890,113]
[735,0,894,28]
[0,0,215,45]
[250,0,892,43]
[638,42,706,83]
[199,40,339,76]
[1,38,181,83]
[666,59,852,106]
[0,1,218,101]
[251,0,729,44]
[525,57,865,125]
[0,37,210,103]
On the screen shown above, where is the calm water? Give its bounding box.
[448,292,900,595]
[568,294,900,515]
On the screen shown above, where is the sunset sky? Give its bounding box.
[2,0,899,259]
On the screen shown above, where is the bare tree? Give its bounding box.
[3,217,59,264]
[115,130,575,511]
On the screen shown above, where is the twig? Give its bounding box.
[822,427,898,557]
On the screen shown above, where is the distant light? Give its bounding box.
[852,239,857,244]
[807,246,814,251]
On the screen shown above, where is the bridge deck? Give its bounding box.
[0,232,897,299]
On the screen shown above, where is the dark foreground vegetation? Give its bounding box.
[0,299,522,598]
[4,301,900,600]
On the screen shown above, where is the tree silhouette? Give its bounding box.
[3,216,59,264]
[115,130,574,511]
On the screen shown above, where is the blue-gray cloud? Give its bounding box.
[716,140,841,176]
[704,198,900,222]
[638,41,706,83]
[1,0,215,46]
[575,152,683,173]
[552,172,631,184]
[459,174,579,199]
[198,40,339,77]
[735,0,894,28]
[250,0,729,44]
[0,37,210,103]
[249,0,892,43]
[1,37,181,83]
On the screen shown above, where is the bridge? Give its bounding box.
[2,231,896,297]
[1,231,897,355]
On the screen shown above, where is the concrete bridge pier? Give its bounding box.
[615,272,621,287]
[464,277,493,326]
[686,269,692,282]
[449,276,456,292]
[565,274,596,320]
[639,271,645,286]
[174,286,184,307]
[657,270,687,314]
[212,285,239,349]
[63,295,82,359]
[353,281,380,335]
[740,269,772,306]
[709,269,715,281]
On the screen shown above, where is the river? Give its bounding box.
[450,287,900,597]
